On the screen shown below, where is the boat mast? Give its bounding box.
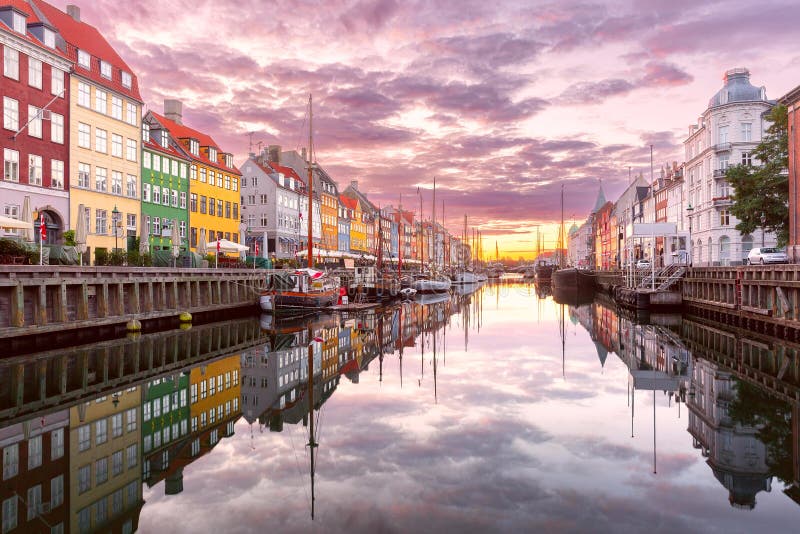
[307,94,314,269]
[432,176,436,270]
[560,184,565,269]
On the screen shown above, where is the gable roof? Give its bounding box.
[30,0,141,101]
[0,0,69,61]
[150,111,240,175]
[339,195,357,210]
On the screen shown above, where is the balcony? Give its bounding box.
[714,142,732,153]
[712,168,728,179]
[712,196,733,207]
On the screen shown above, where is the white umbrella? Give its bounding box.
[197,228,207,255]
[21,196,33,241]
[171,219,181,257]
[74,205,87,265]
[0,214,33,231]
[139,229,150,255]
[206,238,249,253]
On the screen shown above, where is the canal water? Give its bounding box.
[2,281,799,533]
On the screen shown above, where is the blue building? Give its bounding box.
[338,196,350,254]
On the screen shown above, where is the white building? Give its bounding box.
[683,68,775,266]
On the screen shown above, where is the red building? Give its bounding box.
[594,201,614,269]
[783,84,800,261]
[1,0,72,242]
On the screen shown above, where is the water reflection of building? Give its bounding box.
[688,359,772,509]
[1,410,69,533]
[68,388,143,533]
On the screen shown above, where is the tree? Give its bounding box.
[726,104,789,246]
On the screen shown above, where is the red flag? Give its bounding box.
[216,240,220,253]
[255,242,259,256]
[39,215,46,241]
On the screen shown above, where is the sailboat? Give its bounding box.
[551,184,596,303]
[260,95,340,313]
[453,215,479,285]
[412,177,451,294]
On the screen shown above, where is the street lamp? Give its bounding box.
[760,212,766,247]
[686,203,694,266]
[111,205,119,251]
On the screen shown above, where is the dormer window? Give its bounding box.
[224,154,233,168]
[100,61,112,79]
[43,28,55,48]
[189,139,199,156]
[77,49,90,69]
[208,147,217,161]
[161,130,169,149]
[12,11,25,34]
[121,71,131,89]
[142,123,150,143]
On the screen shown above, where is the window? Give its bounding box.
[161,130,169,149]
[2,497,16,533]
[199,167,207,183]
[95,208,107,234]
[209,376,216,396]
[3,149,19,182]
[95,457,108,484]
[126,102,136,125]
[27,154,42,185]
[112,489,123,515]
[190,164,197,180]
[78,163,90,188]
[95,89,107,114]
[225,175,231,189]
[11,11,25,33]
[78,424,91,451]
[152,186,160,204]
[78,464,91,493]
[122,71,132,89]
[112,96,123,120]
[200,196,206,214]
[27,106,42,138]
[111,171,122,195]
[260,214,268,226]
[190,193,197,212]
[217,200,223,217]
[719,155,729,170]
[191,383,198,403]
[162,156,169,174]
[153,397,161,418]
[190,226,197,247]
[95,128,107,153]
[78,81,90,107]
[126,443,137,468]
[127,174,136,197]
[180,163,187,179]
[26,485,42,521]
[171,159,178,176]
[741,122,752,142]
[162,187,170,206]
[209,197,215,216]
[94,498,107,525]
[191,417,198,432]
[209,147,217,161]
[153,154,160,172]
[28,58,42,89]
[100,60,112,79]
[200,380,207,399]
[720,209,730,226]
[51,112,64,143]
[3,47,19,79]
[77,49,90,69]
[95,419,108,444]
[127,213,136,231]
[190,138,199,155]
[225,201,231,218]
[2,443,18,479]
[153,431,161,449]
[28,435,42,469]
[76,122,90,148]
[112,450,123,476]
[51,474,64,508]
[143,151,151,169]
[152,216,160,235]
[741,152,752,166]
[143,183,151,202]
[112,134,123,157]
[111,413,123,438]
[126,139,137,161]
[3,97,19,130]
[144,215,150,237]
[95,167,107,192]
[171,190,178,207]
[142,122,150,142]
[51,68,64,96]
[51,428,64,459]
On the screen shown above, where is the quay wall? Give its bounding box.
[0,266,265,339]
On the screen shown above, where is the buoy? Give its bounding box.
[179,312,192,323]
[126,319,142,332]
[179,323,192,331]
[126,331,141,341]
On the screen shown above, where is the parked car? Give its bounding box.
[746,247,789,265]
[635,259,651,269]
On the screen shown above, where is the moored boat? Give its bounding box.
[260,268,339,313]
[412,274,452,294]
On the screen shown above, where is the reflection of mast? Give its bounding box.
[307,322,317,520]
[433,324,438,404]
[399,304,404,388]
[559,303,566,379]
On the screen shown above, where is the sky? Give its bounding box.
[50,0,800,259]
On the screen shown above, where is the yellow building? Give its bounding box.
[151,102,241,252]
[189,354,241,435]
[68,387,143,533]
[34,2,143,262]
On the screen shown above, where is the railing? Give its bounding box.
[714,142,732,152]
[713,169,728,179]
[712,196,733,207]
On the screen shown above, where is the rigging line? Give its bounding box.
[287,416,312,510]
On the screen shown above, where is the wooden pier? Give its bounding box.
[0,266,265,339]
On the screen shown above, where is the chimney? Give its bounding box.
[164,99,183,125]
[267,145,281,163]
[66,5,80,21]
[301,147,307,162]
[351,180,358,191]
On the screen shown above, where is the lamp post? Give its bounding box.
[112,205,119,252]
[686,203,694,266]
[760,212,766,247]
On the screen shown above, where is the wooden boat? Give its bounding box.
[260,268,339,313]
[412,274,452,294]
[534,262,555,283]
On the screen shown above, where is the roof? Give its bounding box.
[339,195,357,210]
[30,0,142,101]
[0,0,69,61]
[708,68,768,109]
[150,112,240,175]
[268,161,303,183]
[591,183,607,213]
[142,137,190,161]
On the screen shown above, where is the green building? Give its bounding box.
[141,113,191,255]
[141,372,190,488]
